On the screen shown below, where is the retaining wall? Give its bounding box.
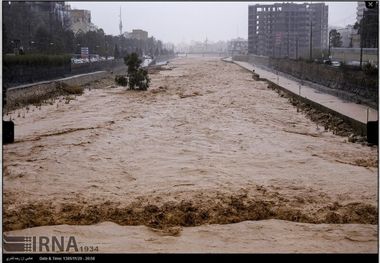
[3,64,71,88]
[240,64,367,136]
[6,71,108,109]
[4,59,125,88]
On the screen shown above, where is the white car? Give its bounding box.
[72,58,83,64]
[331,61,341,67]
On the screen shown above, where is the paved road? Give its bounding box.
[233,60,378,124]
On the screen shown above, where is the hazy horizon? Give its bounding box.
[69,1,358,44]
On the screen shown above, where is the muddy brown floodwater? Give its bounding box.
[3,57,378,253]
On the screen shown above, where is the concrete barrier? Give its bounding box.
[267,80,367,136]
[234,62,368,136]
[6,71,109,108]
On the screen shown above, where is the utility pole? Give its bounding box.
[360,28,363,68]
[328,30,331,59]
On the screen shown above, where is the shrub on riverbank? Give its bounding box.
[115,75,128,86]
[120,53,150,91]
[59,83,84,95]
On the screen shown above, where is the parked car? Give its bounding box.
[331,61,341,67]
[323,59,332,65]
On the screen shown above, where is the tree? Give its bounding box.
[114,44,120,58]
[329,29,342,47]
[35,26,50,52]
[122,52,150,90]
[359,5,379,48]
[3,23,8,54]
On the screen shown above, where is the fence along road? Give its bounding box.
[232,60,378,126]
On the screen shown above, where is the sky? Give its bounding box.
[69,1,358,44]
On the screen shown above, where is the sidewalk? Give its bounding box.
[233,60,378,125]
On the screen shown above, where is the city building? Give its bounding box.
[3,1,71,51]
[28,1,68,27]
[248,3,328,59]
[129,29,149,41]
[65,5,98,34]
[356,1,366,24]
[227,38,248,55]
[337,25,355,48]
[352,2,378,49]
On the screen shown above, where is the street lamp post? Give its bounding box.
[360,31,363,68]
[328,30,332,59]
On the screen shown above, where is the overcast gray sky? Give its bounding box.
[69,1,358,44]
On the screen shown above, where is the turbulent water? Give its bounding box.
[3,57,378,253]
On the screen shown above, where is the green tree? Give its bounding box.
[359,4,379,48]
[114,44,120,58]
[122,52,150,90]
[35,26,50,52]
[329,29,342,47]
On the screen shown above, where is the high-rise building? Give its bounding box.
[356,1,366,24]
[248,3,328,59]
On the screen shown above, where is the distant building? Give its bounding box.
[129,29,148,41]
[352,2,378,48]
[65,5,98,34]
[122,32,131,38]
[248,3,328,59]
[337,25,355,48]
[356,1,366,24]
[227,38,248,55]
[351,33,361,48]
[28,2,68,26]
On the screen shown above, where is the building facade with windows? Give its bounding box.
[248,3,328,59]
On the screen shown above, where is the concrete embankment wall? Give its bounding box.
[154,54,176,63]
[267,81,367,136]
[233,54,378,108]
[6,71,109,109]
[4,59,125,88]
[247,66,368,136]
[233,54,270,67]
